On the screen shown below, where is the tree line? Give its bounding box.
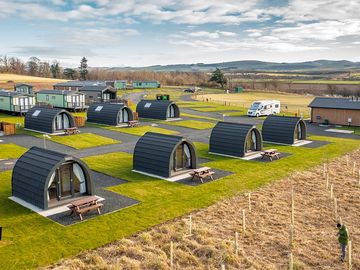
[0,55,222,87]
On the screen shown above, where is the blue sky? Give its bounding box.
[0,0,359,67]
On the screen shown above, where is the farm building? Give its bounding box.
[209,122,262,158]
[79,85,117,104]
[262,115,307,145]
[0,90,35,114]
[133,132,198,178]
[11,147,94,210]
[25,106,76,134]
[309,97,360,126]
[36,90,86,111]
[132,81,160,89]
[53,81,106,91]
[136,100,180,120]
[14,83,33,94]
[87,103,134,126]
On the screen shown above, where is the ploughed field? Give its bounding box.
[49,149,360,270]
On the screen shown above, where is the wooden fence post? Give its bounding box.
[242,209,246,233]
[334,198,337,220]
[235,232,239,256]
[289,224,294,249]
[248,193,251,212]
[221,264,226,270]
[353,162,357,176]
[170,241,174,269]
[323,163,327,177]
[330,184,334,200]
[346,155,349,166]
[291,189,295,225]
[189,215,192,237]
[348,240,352,269]
[326,173,329,189]
[358,169,360,185]
[289,252,294,270]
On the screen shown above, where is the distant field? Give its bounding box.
[232,79,360,85]
[0,74,66,83]
[195,91,313,117]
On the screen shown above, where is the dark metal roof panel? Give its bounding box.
[136,100,180,120]
[24,106,75,133]
[262,115,304,145]
[133,132,184,177]
[87,103,134,126]
[308,97,360,110]
[210,122,258,157]
[0,90,31,97]
[12,147,67,209]
[79,85,115,92]
[37,90,83,95]
[54,81,107,87]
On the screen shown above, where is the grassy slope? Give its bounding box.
[195,91,313,117]
[0,135,359,269]
[0,143,27,159]
[48,133,120,149]
[0,74,66,83]
[160,120,216,130]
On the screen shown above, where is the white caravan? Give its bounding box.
[247,100,281,117]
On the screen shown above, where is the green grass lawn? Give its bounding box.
[48,133,120,149]
[0,136,359,269]
[0,113,24,125]
[103,125,179,136]
[161,119,216,130]
[0,143,27,159]
[180,112,220,121]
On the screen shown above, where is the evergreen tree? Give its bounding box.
[79,57,88,81]
[50,61,60,78]
[209,68,227,88]
[63,68,77,80]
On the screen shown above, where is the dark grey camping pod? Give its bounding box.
[12,147,94,210]
[25,106,76,134]
[133,132,197,178]
[262,115,307,145]
[209,122,262,158]
[87,103,134,126]
[136,100,180,120]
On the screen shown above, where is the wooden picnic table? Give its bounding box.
[128,120,139,127]
[261,149,280,161]
[190,167,215,183]
[67,196,103,221]
[64,127,80,135]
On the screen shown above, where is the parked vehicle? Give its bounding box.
[247,100,280,117]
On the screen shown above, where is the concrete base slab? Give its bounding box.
[240,152,263,160]
[325,129,354,134]
[9,195,104,217]
[292,140,313,147]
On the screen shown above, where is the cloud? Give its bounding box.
[188,31,237,39]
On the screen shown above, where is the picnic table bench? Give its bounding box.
[64,127,80,135]
[67,196,103,221]
[190,167,215,183]
[261,149,280,161]
[128,120,139,127]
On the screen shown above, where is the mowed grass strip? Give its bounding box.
[104,125,179,136]
[161,120,216,130]
[0,143,27,159]
[0,136,358,269]
[48,133,120,149]
[180,112,220,121]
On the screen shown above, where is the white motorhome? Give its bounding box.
[247,100,281,117]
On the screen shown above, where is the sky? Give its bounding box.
[0,0,360,67]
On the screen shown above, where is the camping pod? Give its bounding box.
[133,132,197,178]
[136,100,180,120]
[209,122,262,158]
[87,103,134,126]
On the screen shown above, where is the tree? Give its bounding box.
[79,57,88,80]
[209,68,227,88]
[50,61,61,78]
[63,68,77,80]
[27,56,40,76]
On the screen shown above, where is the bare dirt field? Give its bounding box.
[49,149,360,270]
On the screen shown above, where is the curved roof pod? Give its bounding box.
[209,122,262,158]
[87,103,134,126]
[12,147,94,210]
[262,115,307,145]
[136,100,180,120]
[25,106,76,134]
[133,132,197,178]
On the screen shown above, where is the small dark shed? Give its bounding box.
[136,100,180,120]
[87,103,134,126]
[133,132,197,178]
[262,115,307,145]
[12,147,94,209]
[209,122,262,158]
[25,106,76,134]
